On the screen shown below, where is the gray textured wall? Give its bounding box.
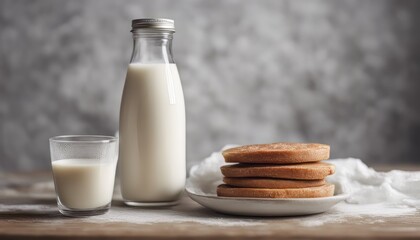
[1,0,419,171]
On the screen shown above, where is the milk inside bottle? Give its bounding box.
[119,19,186,206]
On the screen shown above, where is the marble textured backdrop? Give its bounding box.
[1,0,419,171]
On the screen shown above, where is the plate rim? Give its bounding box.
[185,187,350,202]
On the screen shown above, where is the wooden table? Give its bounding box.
[1,166,420,240]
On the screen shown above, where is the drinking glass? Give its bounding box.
[49,135,118,217]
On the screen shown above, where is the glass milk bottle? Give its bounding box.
[119,19,186,206]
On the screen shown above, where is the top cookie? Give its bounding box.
[222,142,330,164]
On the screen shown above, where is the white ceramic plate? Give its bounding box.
[186,186,348,217]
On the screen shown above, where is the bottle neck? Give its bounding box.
[130,31,175,64]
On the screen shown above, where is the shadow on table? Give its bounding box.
[0,198,65,220]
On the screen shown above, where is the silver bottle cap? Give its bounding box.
[131,18,175,32]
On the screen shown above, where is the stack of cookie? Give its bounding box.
[217,143,335,198]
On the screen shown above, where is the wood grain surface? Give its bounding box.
[1,166,420,240]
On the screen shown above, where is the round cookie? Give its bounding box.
[223,177,325,189]
[217,183,335,198]
[220,162,335,180]
[222,142,330,164]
